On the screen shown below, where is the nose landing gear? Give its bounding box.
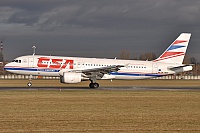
[27,75,32,87]
[27,81,32,87]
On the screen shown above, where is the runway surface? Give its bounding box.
[0,86,199,90]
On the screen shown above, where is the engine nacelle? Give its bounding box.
[60,72,82,84]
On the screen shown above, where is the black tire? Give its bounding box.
[93,83,99,88]
[89,83,99,88]
[89,83,94,88]
[27,82,32,87]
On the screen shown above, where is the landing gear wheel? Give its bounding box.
[89,83,93,88]
[27,82,32,87]
[89,83,99,88]
[27,75,33,87]
[93,83,99,88]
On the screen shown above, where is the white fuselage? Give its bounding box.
[4,55,186,80]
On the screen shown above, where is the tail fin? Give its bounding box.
[154,33,191,64]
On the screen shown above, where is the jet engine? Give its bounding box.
[60,72,82,84]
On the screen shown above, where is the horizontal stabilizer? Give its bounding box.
[168,65,193,73]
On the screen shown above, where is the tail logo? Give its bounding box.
[163,40,187,58]
[173,40,187,44]
[153,33,191,63]
[154,40,187,62]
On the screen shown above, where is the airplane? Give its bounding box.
[4,33,193,88]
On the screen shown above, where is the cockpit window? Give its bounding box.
[12,60,22,63]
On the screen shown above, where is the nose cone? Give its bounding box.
[4,62,12,72]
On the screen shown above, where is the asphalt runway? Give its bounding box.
[0,86,199,90]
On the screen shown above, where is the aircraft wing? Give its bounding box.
[74,65,124,78]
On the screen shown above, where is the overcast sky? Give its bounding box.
[0,0,200,61]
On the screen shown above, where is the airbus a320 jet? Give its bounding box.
[5,33,192,88]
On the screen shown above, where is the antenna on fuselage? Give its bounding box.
[32,46,36,55]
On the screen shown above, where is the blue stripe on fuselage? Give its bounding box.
[110,72,164,77]
[4,67,60,72]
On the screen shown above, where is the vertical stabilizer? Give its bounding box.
[154,33,191,64]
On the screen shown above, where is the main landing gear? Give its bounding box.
[89,82,99,88]
[89,79,99,88]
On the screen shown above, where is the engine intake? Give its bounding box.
[60,72,82,84]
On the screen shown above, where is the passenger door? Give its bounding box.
[28,56,34,67]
